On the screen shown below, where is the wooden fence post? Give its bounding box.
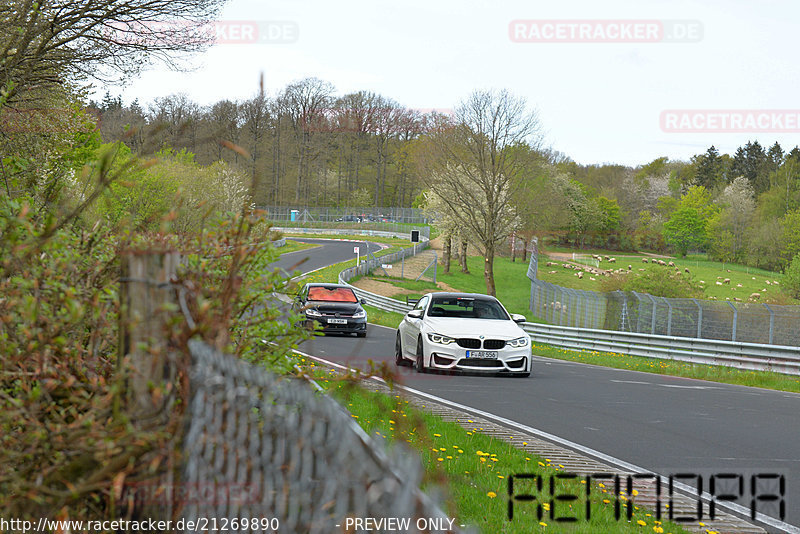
[119,250,181,416]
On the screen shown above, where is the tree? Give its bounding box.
[707,177,755,263]
[693,146,723,190]
[419,89,540,295]
[0,0,226,105]
[783,253,800,299]
[663,207,706,257]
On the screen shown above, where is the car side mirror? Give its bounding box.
[361,298,367,304]
[511,314,526,323]
[407,309,423,319]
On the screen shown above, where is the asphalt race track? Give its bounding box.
[281,238,800,531]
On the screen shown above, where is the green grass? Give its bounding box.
[298,369,691,534]
[538,251,793,303]
[295,245,408,285]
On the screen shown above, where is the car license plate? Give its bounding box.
[466,350,498,359]
[327,318,348,324]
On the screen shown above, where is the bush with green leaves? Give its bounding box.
[784,253,800,299]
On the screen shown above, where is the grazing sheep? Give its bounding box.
[752,277,756,280]
[762,288,767,292]
[548,270,557,274]
[685,268,690,274]
[628,265,632,270]
[736,283,743,288]
[734,297,742,302]
[668,261,675,267]
[723,278,731,284]
[658,260,666,266]
[699,280,705,284]
[604,255,610,261]
[642,258,649,263]
[577,272,584,279]
[709,296,717,300]
[639,268,645,271]
[773,280,780,285]
[766,280,771,285]
[608,257,616,263]
[716,281,723,286]
[590,277,596,281]
[749,293,761,300]
[727,269,731,273]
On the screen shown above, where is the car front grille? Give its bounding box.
[458,358,503,368]
[456,338,481,349]
[456,338,505,349]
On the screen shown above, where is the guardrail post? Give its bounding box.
[692,298,703,339]
[727,301,738,342]
[764,303,775,345]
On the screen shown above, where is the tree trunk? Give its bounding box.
[521,237,528,261]
[443,233,452,274]
[484,243,496,296]
[511,232,516,262]
[460,240,469,274]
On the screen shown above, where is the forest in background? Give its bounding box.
[91,87,800,273]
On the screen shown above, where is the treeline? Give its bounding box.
[91,81,448,208]
[93,86,800,272]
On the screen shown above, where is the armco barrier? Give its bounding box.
[339,259,800,375]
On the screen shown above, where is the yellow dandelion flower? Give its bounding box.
[602,499,610,504]
[437,458,443,462]
[487,491,497,498]
[637,520,647,526]
[480,457,487,463]
[539,522,547,527]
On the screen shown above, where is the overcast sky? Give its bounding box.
[98,0,800,167]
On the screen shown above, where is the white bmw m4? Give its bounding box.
[395,292,532,377]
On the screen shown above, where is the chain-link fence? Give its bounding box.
[529,278,800,347]
[179,339,452,533]
[259,206,431,239]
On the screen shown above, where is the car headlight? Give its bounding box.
[352,310,366,319]
[427,332,455,345]
[306,308,321,317]
[507,336,529,348]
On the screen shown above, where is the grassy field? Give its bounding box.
[299,366,692,534]
[538,249,791,303]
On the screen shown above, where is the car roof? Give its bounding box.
[305,283,352,289]
[424,292,499,301]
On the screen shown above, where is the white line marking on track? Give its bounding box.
[294,348,800,534]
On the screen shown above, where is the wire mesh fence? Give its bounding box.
[257,206,432,239]
[529,278,800,346]
[178,339,454,533]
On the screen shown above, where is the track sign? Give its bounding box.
[354,246,360,253]
[411,230,420,242]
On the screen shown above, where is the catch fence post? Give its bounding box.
[764,303,775,345]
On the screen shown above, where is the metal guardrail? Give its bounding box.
[338,256,800,376]
[274,226,428,240]
[522,323,800,376]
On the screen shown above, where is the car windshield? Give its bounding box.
[427,296,509,320]
[307,286,358,303]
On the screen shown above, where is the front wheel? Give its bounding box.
[415,337,425,373]
[395,332,405,366]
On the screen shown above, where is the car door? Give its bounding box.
[402,295,429,355]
